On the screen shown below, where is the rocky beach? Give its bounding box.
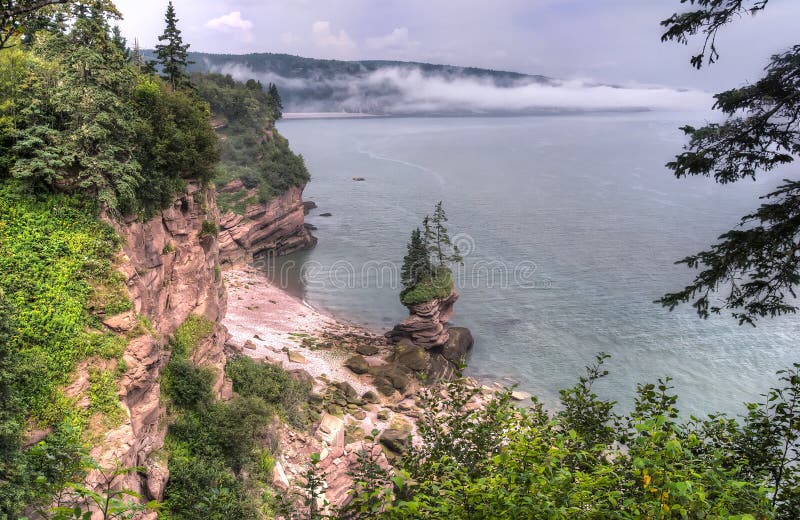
[222,267,482,509]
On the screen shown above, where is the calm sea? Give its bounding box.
[273,113,799,416]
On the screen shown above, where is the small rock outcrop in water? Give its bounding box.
[386,287,459,348]
[218,184,316,264]
[303,200,318,214]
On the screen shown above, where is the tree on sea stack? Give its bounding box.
[400,202,462,306]
[401,228,431,289]
[155,1,191,90]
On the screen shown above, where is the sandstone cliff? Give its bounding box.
[92,182,228,505]
[218,182,316,264]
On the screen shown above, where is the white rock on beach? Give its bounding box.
[316,413,345,447]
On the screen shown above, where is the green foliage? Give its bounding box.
[162,359,215,409]
[201,220,218,237]
[225,355,312,429]
[0,182,128,419]
[0,11,218,216]
[342,358,800,519]
[400,228,430,289]
[658,1,800,324]
[162,345,289,518]
[400,267,453,306]
[267,82,283,121]
[12,6,143,214]
[169,314,215,358]
[131,77,219,215]
[400,203,461,304]
[192,72,309,213]
[162,454,258,520]
[87,368,124,427]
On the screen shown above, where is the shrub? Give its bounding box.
[225,356,312,429]
[162,453,258,520]
[201,220,218,237]
[87,369,124,427]
[162,359,215,409]
[343,359,798,519]
[0,182,129,420]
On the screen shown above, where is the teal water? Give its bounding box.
[273,113,799,415]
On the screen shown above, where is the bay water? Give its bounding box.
[273,113,799,416]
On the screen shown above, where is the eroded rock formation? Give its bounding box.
[218,183,316,264]
[386,287,459,348]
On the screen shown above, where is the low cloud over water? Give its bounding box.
[210,61,712,115]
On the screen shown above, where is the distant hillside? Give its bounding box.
[144,50,555,115]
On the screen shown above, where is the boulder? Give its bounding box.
[380,428,410,454]
[319,212,332,217]
[336,381,360,404]
[373,376,395,396]
[511,390,532,402]
[440,327,473,364]
[316,413,345,448]
[344,355,370,374]
[287,351,308,364]
[272,461,290,492]
[102,310,137,333]
[356,344,380,356]
[303,200,318,215]
[361,390,380,404]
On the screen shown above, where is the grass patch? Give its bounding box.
[400,268,454,306]
[87,368,124,428]
[170,314,215,358]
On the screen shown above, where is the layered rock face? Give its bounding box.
[97,182,228,505]
[218,183,316,264]
[386,288,459,347]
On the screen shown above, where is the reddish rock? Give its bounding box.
[386,288,459,348]
[96,183,229,503]
[218,184,316,264]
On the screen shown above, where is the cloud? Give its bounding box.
[207,60,713,115]
[206,11,253,32]
[311,21,356,53]
[366,27,419,51]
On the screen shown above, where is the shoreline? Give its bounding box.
[282,112,380,120]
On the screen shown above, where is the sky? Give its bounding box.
[111,0,800,92]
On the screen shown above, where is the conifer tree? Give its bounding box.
[155,1,191,90]
[658,1,800,324]
[267,82,283,120]
[431,201,463,266]
[132,36,143,69]
[12,1,142,213]
[111,25,129,61]
[0,0,74,48]
[401,228,431,289]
